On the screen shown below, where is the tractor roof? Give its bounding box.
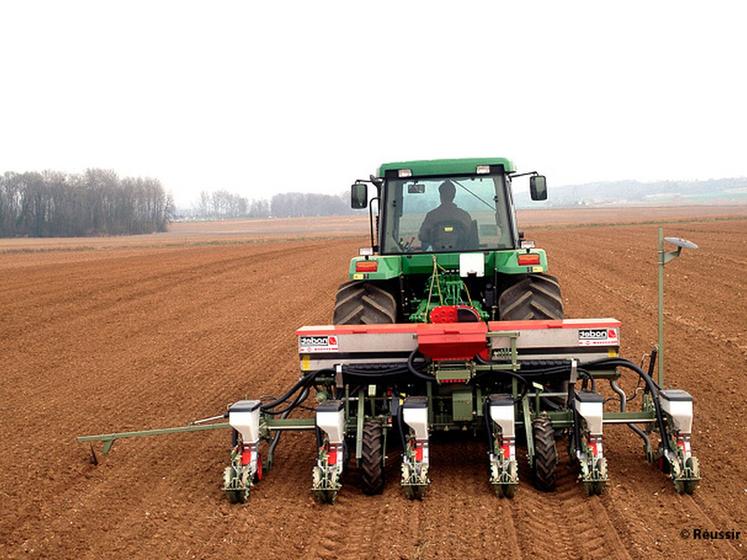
[378,157,515,177]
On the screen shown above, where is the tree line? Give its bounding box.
[183,190,354,219]
[0,169,172,237]
[190,190,270,219]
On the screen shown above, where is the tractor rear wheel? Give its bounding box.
[333,281,397,325]
[532,415,558,491]
[498,274,564,320]
[360,421,385,495]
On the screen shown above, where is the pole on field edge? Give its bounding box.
[657,226,665,388]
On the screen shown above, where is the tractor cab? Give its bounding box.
[351,158,547,255]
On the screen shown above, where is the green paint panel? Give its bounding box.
[378,158,516,177]
[452,391,474,422]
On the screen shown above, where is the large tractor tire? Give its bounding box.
[498,273,564,321]
[333,281,397,325]
[532,415,558,491]
[360,421,385,495]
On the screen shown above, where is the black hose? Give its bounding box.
[469,360,532,403]
[583,357,670,452]
[394,396,408,451]
[266,385,311,463]
[342,365,410,377]
[263,385,311,416]
[407,350,437,382]
[483,396,495,450]
[260,372,312,411]
[261,369,329,412]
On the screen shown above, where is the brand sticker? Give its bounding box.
[578,328,618,346]
[299,335,339,353]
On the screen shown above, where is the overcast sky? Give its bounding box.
[1,1,745,206]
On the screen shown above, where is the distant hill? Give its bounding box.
[515,177,747,208]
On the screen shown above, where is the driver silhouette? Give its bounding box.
[418,180,473,248]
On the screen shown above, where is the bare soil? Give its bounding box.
[1,209,745,559]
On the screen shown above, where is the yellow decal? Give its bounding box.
[301,354,311,371]
[532,266,544,273]
[608,350,619,358]
[353,273,364,280]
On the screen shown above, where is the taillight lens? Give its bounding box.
[518,253,540,266]
[355,260,378,272]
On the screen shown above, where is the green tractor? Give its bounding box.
[78,157,702,503]
[333,157,563,326]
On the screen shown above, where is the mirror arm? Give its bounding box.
[508,171,539,179]
[355,176,384,187]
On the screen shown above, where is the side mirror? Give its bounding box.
[529,175,548,201]
[351,182,368,209]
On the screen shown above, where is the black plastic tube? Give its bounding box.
[483,397,495,450]
[261,369,326,413]
[394,395,408,450]
[406,350,437,382]
[583,357,670,451]
[265,385,311,416]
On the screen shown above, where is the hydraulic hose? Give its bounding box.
[266,386,311,462]
[393,393,408,451]
[261,369,327,413]
[264,385,311,416]
[406,350,437,382]
[583,357,670,452]
[483,396,495,451]
[470,356,536,403]
[342,365,410,377]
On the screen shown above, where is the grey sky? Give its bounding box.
[1,1,745,206]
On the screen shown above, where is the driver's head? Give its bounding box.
[439,180,456,203]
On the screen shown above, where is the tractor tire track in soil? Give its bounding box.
[1,215,746,559]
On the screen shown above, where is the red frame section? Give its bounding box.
[296,318,621,337]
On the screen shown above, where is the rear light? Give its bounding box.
[518,253,540,266]
[355,260,378,272]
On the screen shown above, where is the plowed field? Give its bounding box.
[1,210,745,559]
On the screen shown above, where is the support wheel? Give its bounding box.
[404,484,426,500]
[495,483,517,499]
[674,457,700,495]
[312,466,339,504]
[494,462,518,499]
[313,490,338,504]
[227,489,249,504]
[684,457,700,495]
[498,274,564,320]
[584,481,604,496]
[333,281,397,324]
[360,422,385,495]
[224,465,251,504]
[532,415,558,491]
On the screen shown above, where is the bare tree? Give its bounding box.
[0,169,171,237]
